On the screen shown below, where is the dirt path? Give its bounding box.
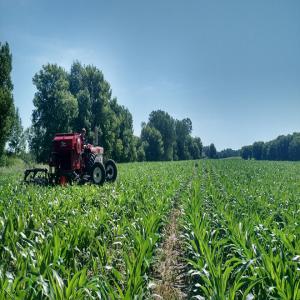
[150,166,197,299]
[151,205,187,299]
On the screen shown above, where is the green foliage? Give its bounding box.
[241,133,300,161]
[209,143,217,158]
[142,111,202,161]
[135,136,146,162]
[204,143,217,159]
[141,125,164,161]
[110,98,136,162]
[217,148,240,159]
[26,59,204,163]
[30,64,78,161]
[0,42,15,158]
[187,136,203,159]
[288,133,300,161]
[175,118,192,160]
[75,88,92,134]
[241,145,253,160]
[148,110,176,161]
[252,141,264,160]
[0,154,26,169]
[70,63,112,151]
[8,108,26,155]
[30,61,137,163]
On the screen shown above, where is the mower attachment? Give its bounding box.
[24,168,49,185]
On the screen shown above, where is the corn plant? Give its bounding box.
[0,161,194,299]
[182,160,300,299]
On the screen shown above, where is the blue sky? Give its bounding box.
[0,0,299,150]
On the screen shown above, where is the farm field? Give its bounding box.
[0,160,299,299]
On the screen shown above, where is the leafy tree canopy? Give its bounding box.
[240,133,300,161]
[30,62,136,163]
[8,108,26,155]
[0,42,15,157]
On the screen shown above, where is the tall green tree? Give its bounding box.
[8,108,26,155]
[31,64,78,161]
[75,89,92,134]
[252,141,264,160]
[288,133,300,161]
[241,145,252,160]
[83,65,113,153]
[134,136,146,162]
[143,112,202,161]
[266,141,278,160]
[188,136,203,159]
[218,148,240,158]
[194,137,203,158]
[69,61,85,96]
[203,143,217,159]
[208,143,217,159]
[69,62,136,161]
[141,124,164,161]
[0,42,15,157]
[69,62,92,139]
[110,98,136,162]
[275,135,292,161]
[175,118,193,160]
[31,61,137,162]
[148,110,175,160]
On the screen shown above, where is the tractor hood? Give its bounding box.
[52,133,82,153]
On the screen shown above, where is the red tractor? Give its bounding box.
[24,132,117,185]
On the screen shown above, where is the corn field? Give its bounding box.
[0,160,299,299]
[183,160,300,299]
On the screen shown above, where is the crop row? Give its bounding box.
[1,159,299,299]
[183,160,300,299]
[0,161,194,299]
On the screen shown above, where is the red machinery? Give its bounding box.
[24,132,117,185]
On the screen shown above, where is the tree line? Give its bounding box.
[0,42,28,164]
[241,133,300,161]
[1,41,299,163]
[28,62,204,162]
[0,42,203,163]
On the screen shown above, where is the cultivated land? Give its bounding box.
[0,160,299,299]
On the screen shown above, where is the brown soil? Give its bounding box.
[151,207,187,300]
[150,165,197,300]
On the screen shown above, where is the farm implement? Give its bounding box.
[24,132,117,185]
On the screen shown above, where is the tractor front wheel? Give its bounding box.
[90,162,106,185]
[105,159,117,182]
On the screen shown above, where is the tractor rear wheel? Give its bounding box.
[105,159,117,182]
[90,162,105,185]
